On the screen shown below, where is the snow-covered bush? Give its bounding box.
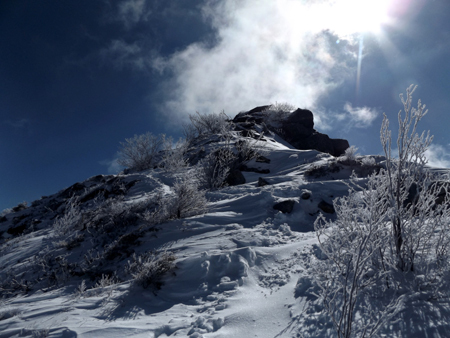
[361,156,376,167]
[311,85,450,337]
[338,145,359,164]
[118,132,165,171]
[264,102,296,127]
[126,251,176,289]
[170,174,208,219]
[159,137,189,172]
[52,197,82,239]
[235,133,268,164]
[186,111,232,142]
[196,147,236,189]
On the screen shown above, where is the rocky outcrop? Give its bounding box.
[273,200,296,213]
[233,106,349,157]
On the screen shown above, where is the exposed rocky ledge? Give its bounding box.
[233,105,349,157]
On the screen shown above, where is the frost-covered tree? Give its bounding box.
[118,132,165,171]
[312,85,450,338]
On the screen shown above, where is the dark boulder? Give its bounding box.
[234,105,350,157]
[301,191,311,200]
[226,169,246,186]
[273,200,296,213]
[256,155,271,164]
[258,177,270,187]
[282,108,314,139]
[318,200,335,214]
[7,223,28,236]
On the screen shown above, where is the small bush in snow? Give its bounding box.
[361,156,376,167]
[186,111,232,142]
[159,137,189,172]
[0,307,22,321]
[170,175,208,219]
[196,147,236,190]
[264,102,296,127]
[338,145,359,164]
[0,208,12,217]
[118,132,165,171]
[52,197,81,239]
[127,251,176,289]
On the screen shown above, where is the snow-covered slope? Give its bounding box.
[0,129,448,338]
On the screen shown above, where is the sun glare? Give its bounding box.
[330,0,393,35]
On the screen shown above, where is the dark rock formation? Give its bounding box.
[233,106,349,157]
[273,200,296,213]
[301,191,311,200]
[318,200,335,214]
[258,177,270,187]
[226,169,246,186]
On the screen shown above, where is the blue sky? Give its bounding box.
[1,0,450,211]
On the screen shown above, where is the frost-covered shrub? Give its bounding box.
[361,156,376,167]
[186,111,232,142]
[0,307,21,321]
[235,133,268,164]
[127,251,176,289]
[118,132,165,171]
[170,175,208,219]
[311,85,450,338]
[159,137,189,172]
[338,145,359,164]
[304,161,342,178]
[263,102,296,127]
[196,147,236,190]
[344,145,359,160]
[11,201,28,212]
[52,197,82,239]
[0,208,12,217]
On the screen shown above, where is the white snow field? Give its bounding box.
[1,130,450,338]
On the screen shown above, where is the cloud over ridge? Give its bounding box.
[152,0,360,124]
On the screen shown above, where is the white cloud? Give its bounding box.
[425,144,450,168]
[153,0,362,126]
[101,40,148,70]
[99,158,123,174]
[117,0,150,28]
[343,102,379,128]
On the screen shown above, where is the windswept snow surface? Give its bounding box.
[1,135,450,337]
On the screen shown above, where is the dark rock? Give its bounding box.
[256,156,271,163]
[0,216,7,223]
[403,183,418,209]
[247,105,271,114]
[318,200,335,214]
[80,188,109,203]
[13,214,29,225]
[226,169,246,186]
[430,181,450,206]
[234,105,350,157]
[258,177,270,187]
[61,182,86,198]
[7,223,28,236]
[241,130,259,138]
[88,175,108,183]
[301,191,311,200]
[12,202,27,212]
[333,139,351,157]
[288,108,314,127]
[273,200,296,213]
[239,164,270,174]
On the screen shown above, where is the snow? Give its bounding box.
[1,132,449,338]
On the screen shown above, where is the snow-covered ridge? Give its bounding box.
[1,109,449,337]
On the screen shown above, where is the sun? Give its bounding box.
[329,0,394,35]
